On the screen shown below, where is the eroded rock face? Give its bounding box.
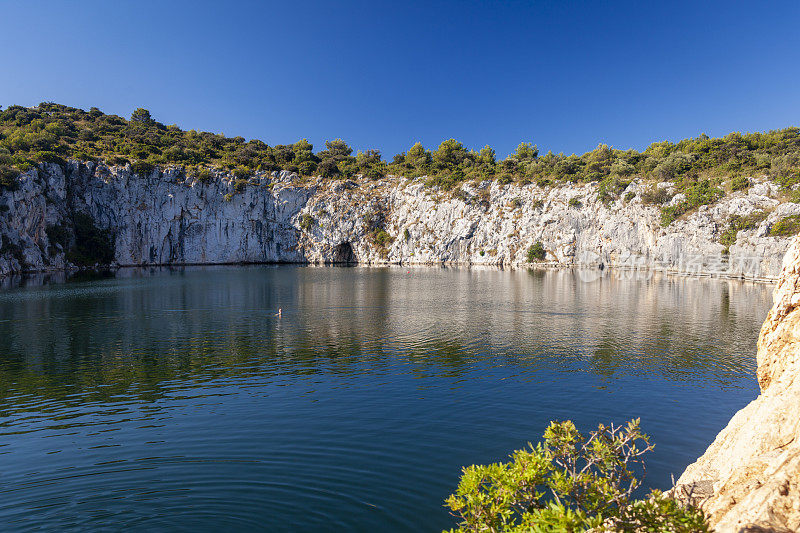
[0,163,311,275]
[0,162,798,278]
[675,236,800,532]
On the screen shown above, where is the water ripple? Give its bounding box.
[0,266,770,531]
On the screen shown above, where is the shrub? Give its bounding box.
[770,214,800,237]
[356,149,386,180]
[452,189,469,202]
[425,171,463,191]
[624,191,636,202]
[610,158,635,176]
[653,151,694,181]
[233,167,251,180]
[719,211,768,246]
[661,179,724,226]
[130,160,155,175]
[372,229,393,247]
[317,158,339,178]
[527,241,546,262]
[33,151,66,167]
[316,139,356,178]
[640,185,673,205]
[363,210,381,231]
[0,164,20,191]
[730,175,750,191]
[683,179,723,207]
[568,197,582,208]
[403,228,410,241]
[299,213,315,232]
[496,173,514,185]
[445,419,709,532]
[362,208,393,248]
[659,204,685,226]
[297,160,317,176]
[195,167,212,184]
[597,176,629,204]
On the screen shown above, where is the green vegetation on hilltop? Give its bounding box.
[1,103,799,223]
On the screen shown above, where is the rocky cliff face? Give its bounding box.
[1,162,798,278]
[675,236,800,532]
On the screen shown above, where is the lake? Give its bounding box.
[0,266,771,531]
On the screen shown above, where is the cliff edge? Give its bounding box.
[675,236,800,531]
[1,162,797,279]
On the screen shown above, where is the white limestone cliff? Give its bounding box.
[0,161,797,279]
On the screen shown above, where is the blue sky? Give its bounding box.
[1,0,798,158]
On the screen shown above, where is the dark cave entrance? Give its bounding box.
[333,242,356,264]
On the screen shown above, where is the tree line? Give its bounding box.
[1,103,798,208]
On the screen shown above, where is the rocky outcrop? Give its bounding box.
[1,161,798,279]
[674,236,800,532]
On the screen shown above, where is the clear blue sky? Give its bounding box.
[1,0,798,158]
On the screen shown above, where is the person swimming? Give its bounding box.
[276,308,282,317]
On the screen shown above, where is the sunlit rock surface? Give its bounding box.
[675,236,800,532]
[1,162,798,278]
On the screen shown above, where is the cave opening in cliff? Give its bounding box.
[333,242,356,264]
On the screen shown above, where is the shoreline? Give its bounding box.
[0,260,779,286]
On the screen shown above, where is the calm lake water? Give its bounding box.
[0,266,771,531]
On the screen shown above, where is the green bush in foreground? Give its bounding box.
[444,419,709,532]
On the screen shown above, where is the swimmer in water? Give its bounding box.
[277,308,282,317]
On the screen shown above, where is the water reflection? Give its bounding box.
[0,266,769,400]
[0,266,772,531]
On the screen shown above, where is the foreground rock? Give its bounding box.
[1,162,798,278]
[674,236,800,532]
